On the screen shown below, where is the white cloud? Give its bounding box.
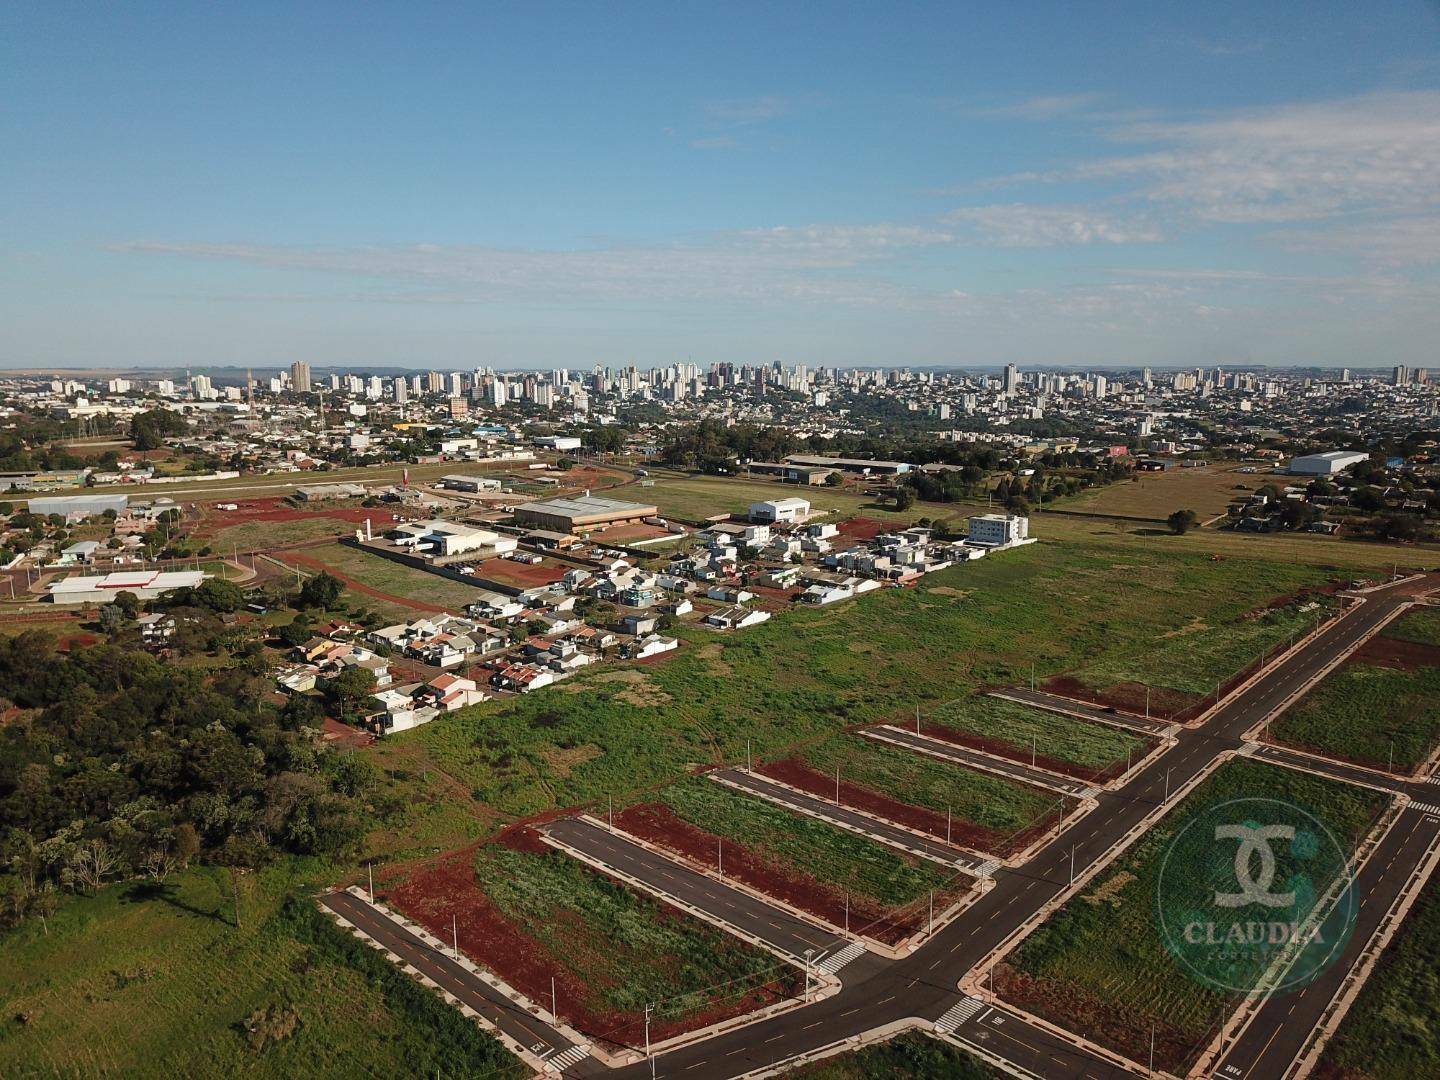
[1270,215,1440,266]
[1049,91,1440,225]
[942,204,1162,246]
[703,95,790,126]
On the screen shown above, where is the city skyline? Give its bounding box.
[4,2,1440,369]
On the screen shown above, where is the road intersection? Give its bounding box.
[325,573,1440,1078]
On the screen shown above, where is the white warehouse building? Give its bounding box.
[1287,450,1370,476]
[749,497,811,525]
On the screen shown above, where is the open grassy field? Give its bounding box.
[0,862,521,1079]
[1055,465,1258,521]
[1069,594,1331,711]
[401,537,1346,822]
[207,514,355,552]
[611,472,976,529]
[1027,508,1440,572]
[1269,662,1440,772]
[1319,863,1440,1080]
[925,695,1147,776]
[471,839,795,1025]
[300,542,488,610]
[788,733,1061,844]
[1381,606,1440,647]
[791,1031,997,1078]
[644,775,955,908]
[1004,758,1388,1072]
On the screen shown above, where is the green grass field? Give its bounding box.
[208,515,354,552]
[926,695,1147,773]
[1007,758,1387,1072]
[791,1031,997,1078]
[793,733,1059,838]
[302,542,488,610]
[1381,606,1440,647]
[1073,596,1328,700]
[1055,466,1257,521]
[648,775,954,908]
[0,863,521,1079]
[1269,661,1440,772]
[474,842,793,1022]
[402,538,1345,821]
[1320,864,1440,1080]
[611,472,975,529]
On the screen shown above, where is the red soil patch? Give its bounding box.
[755,757,1058,858]
[382,827,798,1049]
[1042,675,1201,722]
[1352,633,1440,673]
[834,517,888,542]
[995,963,1208,1075]
[321,716,374,748]
[472,558,568,587]
[614,803,947,945]
[917,722,1144,783]
[55,632,99,652]
[195,497,383,539]
[595,522,671,542]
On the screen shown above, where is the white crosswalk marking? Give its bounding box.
[975,859,1001,879]
[1411,802,1440,816]
[1424,774,1440,786]
[814,940,866,975]
[546,1044,590,1073]
[935,995,986,1033]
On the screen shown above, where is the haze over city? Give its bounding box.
[4,2,1440,370]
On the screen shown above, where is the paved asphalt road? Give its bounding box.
[989,687,1174,737]
[326,575,1440,1079]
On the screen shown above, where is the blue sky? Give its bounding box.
[3,1,1439,370]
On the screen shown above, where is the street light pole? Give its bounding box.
[804,950,813,1002]
[717,839,723,879]
[946,805,952,845]
[1164,767,1173,801]
[367,863,374,903]
[644,1002,652,1060]
[834,764,841,805]
[1069,844,1075,886]
[452,914,458,961]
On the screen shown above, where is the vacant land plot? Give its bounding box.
[299,542,486,612]
[923,695,1150,780]
[1057,466,1256,522]
[1318,863,1440,1080]
[1380,605,1440,648]
[403,539,1344,820]
[791,1030,997,1078]
[385,828,798,1046]
[617,775,963,942]
[612,472,974,530]
[1059,595,1332,719]
[0,864,521,1079]
[1268,632,1440,773]
[761,733,1063,856]
[1002,758,1387,1073]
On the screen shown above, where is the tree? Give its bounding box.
[327,666,378,721]
[129,408,187,451]
[1167,509,1199,535]
[823,471,843,487]
[277,617,313,648]
[192,578,245,613]
[297,571,344,610]
[894,486,916,511]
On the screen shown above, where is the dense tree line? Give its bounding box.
[0,632,376,927]
[129,408,189,451]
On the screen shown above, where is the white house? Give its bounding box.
[630,634,679,659]
[704,605,772,631]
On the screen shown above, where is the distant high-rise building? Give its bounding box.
[1003,363,1019,395]
[447,396,468,417]
[392,377,408,404]
[290,361,311,393]
[425,371,444,394]
[1393,365,1409,386]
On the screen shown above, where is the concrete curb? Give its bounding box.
[863,725,1090,796]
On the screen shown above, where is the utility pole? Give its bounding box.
[1069,844,1075,886]
[1030,662,1036,692]
[915,705,921,734]
[804,950,813,1002]
[834,764,841,805]
[1031,734,1037,768]
[946,805,952,845]
[452,914,458,960]
[368,863,374,903]
[928,890,934,935]
[717,838,723,879]
[1164,767,1173,801]
[1149,1022,1156,1074]
[551,976,557,1021]
[608,795,613,832]
[644,1003,652,1061]
[844,893,849,936]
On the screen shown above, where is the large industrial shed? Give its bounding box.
[513,494,659,533]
